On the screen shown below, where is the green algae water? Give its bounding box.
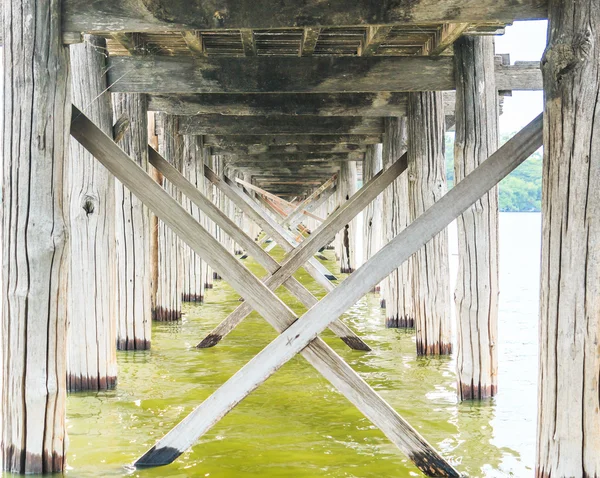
[60,213,539,477]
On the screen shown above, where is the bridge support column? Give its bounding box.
[363,145,383,291]
[336,161,358,273]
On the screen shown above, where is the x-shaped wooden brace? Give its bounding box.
[196,155,408,348]
[147,148,369,351]
[72,104,542,477]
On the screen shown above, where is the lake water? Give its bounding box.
[57,212,541,477]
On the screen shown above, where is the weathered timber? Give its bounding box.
[537,1,600,476]
[225,153,364,163]
[1,0,71,472]
[363,145,383,286]
[336,162,359,273]
[154,114,183,321]
[67,36,117,392]
[148,113,161,310]
[453,36,499,400]
[71,105,453,476]
[281,175,337,228]
[135,113,544,476]
[180,136,206,302]
[107,56,543,94]
[198,156,408,346]
[202,153,215,289]
[113,93,153,350]
[360,26,393,56]
[148,93,407,117]
[381,117,413,326]
[204,134,383,147]
[428,23,470,56]
[212,144,367,155]
[148,146,368,350]
[408,92,451,355]
[63,0,548,33]
[178,115,384,136]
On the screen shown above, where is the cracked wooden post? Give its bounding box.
[453,36,500,399]
[537,1,600,475]
[113,93,153,350]
[408,92,452,355]
[67,36,117,391]
[363,144,383,290]
[336,161,358,273]
[381,117,414,327]
[154,114,183,321]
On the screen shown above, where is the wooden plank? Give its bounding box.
[178,115,384,135]
[107,56,542,94]
[147,92,408,117]
[225,153,364,163]
[148,146,368,350]
[71,106,455,475]
[360,26,393,56]
[299,27,321,56]
[107,56,456,93]
[110,32,145,55]
[138,113,542,474]
[63,0,548,33]
[199,155,408,347]
[181,31,205,56]
[240,29,256,56]
[204,134,383,146]
[212,144,367,155]
[282,175,337,227]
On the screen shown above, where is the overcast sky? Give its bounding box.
[494,20,547,134]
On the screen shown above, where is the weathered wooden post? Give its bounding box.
[453,36,500,399]
[336,161,358,273]
[67,36,117,390]
[203,153,215,289]
[113,93,153,350]
[537,1,600,475]
[363,145,383,284]
[407,92,452,355]
[381,118,414,327]
[181,135,206,303]
[1,0,71,472]
[154,114,183,320]
[148,112,161,312]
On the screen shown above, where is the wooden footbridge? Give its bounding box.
[2,1,599,477]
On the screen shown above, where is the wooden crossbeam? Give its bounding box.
[107,56,542,94]
[225,153,364,162]
[181,31,205,56]
[204,134,383,147]
[63,1,548,33]
[360,26,393,56]
[281,175,337,228]
[213,144,367,155]
[299,27,321,57]
[148,147,368,350]
[178,115,384,136]
[70,106,462,477]
[240,29,256,56]
[235,178,294,206]
[200,155,408,346]
[136,113,543,476]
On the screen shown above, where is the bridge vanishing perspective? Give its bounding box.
[1,1,598,477]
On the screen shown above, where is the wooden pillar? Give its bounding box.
[1,0,71,472]
[363,145,383,283]
[453,36,500,399]
[113,93,153,350]
[154,114,183,321]
[203,153,215,289]
[181,135,205,303]
[336,161,358,273]
[407,92,451,355]
[537,1,600,475]
[148,112,161,312]
[381,117,414,327]
[67,36,117,391]
[212,155,226,278]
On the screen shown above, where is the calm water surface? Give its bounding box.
[60,213,541,477]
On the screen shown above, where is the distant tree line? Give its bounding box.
[445,132,543,212]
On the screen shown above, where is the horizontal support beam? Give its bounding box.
[108,56,542,94]
[64,1,548,33]
[179,115,384,135]
[212,144,366,155]
[148,93,407,117]
[225,153,364,162]
[204,134,383,147]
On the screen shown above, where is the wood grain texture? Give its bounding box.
[213,144,366,155]
[1,0,71,472]
[537,1,600,475]
[63,0,548,33]
[453,36,499,400]
[134,112,544,477]
[113,93,153,350]
[381,118,414,327]
[70,106,453,476]
[67,36,117,391]
[336,162,359,273]
[408,92,451,355]
[204,134,383,147]
[363,145,383,287]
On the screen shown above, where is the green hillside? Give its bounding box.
[445,132,543,212]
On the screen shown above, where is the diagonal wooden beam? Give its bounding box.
[235,178,294,207]
[148,147,368,351]
[360,26,393,56]
[281,175,337,228]
[136,112,543,475]
[69,105,457,477]
[299,27,321,56]
[181,31,205,56]
[199,154,408,347]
